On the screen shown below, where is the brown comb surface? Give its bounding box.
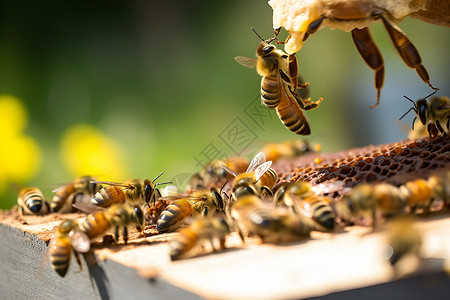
[272,137,450,198]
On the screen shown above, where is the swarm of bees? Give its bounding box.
[15,141,450,278]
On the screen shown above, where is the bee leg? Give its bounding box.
[301,97,324,111]
[371,207,377,229]
[115,226,120,243]
[435,120,447,137]
[123,227,128,244]
[427,124,439,138]
[351,27,384,109]
[380,16,438,91]
[73,249,82,272]
[201,206,209,216]
[303,17,325,42]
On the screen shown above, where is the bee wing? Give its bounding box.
[254,161,272,182]
[311,181,344,196]
[276,75,311,135]
[296,198,314,219]
[221,164,239,177]
[37,237,54,277]
[234,56,257,69]
[90,181,133,189]
[50,182,73,193]
[69,230,91,253]
[246,152,266,173]
[73,202,106,214]
[159,195,206,203]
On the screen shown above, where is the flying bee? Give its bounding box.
[186,157,249,192]
[156,188,226,233]
[399,92,450,138]
[222,152,278,200]
[269,0,439,108]
[274,181,336,231]
[90,172,170,209]
[51,175,103,213]
[385,216,422,274]
[260,139,319,162]
[235,28,323,135]
[169,216,230,260]
[247,208,311,243]
[336,183,407,228]
[43,219,90,277]
[77,203,144,244]
[17,187,50,216]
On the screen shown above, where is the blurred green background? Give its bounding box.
[0,1,449,209]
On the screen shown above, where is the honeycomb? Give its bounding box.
[272,137,450,198]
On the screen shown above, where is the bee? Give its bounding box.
[399,92,450,138]
[269,0,438,108]
[156,188,226,233]
[235,28,323,135]
[336,183,407,228]
[260,139,319,162]
[400,178,435,214]
[385,216,422,271]
[274,181,336,231]
[427,169,450,208]
[90,172,170,208]
[51,175,103,213]
[17,187,50,216]
[77,203,145,244]
[45,219,90,277]
[186,157,249,192]
[169,216,230,260]
[222,152,278,241]
[247,208,311,243]
[144,199,171,225]
[222,152,278,199]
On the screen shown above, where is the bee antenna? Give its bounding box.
[155,181,172,186]
[152,172,164,183]
[424,90,437,99]
[399,107,415,121]
[251,27,265,42]
[402,95,416,106]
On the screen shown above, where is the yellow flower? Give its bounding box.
[60,124,128,180]
[0,95,42,193]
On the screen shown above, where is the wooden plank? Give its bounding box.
[1,209,449,299]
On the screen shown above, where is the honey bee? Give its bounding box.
[90,173,170,208]
[260,139,319,162]
[399,92,450,138]
[156,188,226,233]
[77,203,144,244]
[17,187,50,216]
[186,157,249,192]
[336,183,407,228]
[269,0,439,108]
[51,175,103,213]
[222,152,278,199]
[235,28,323,135]
[144,199,171,225]
[385,216,422,270]
[45,219,90,277]
[274,181,336,231]
[427,169,450,208]
[246,208,311,243]
[400,178,435,214]
[169,216,230,260]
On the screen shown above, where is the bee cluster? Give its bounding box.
[14,136,449,279]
